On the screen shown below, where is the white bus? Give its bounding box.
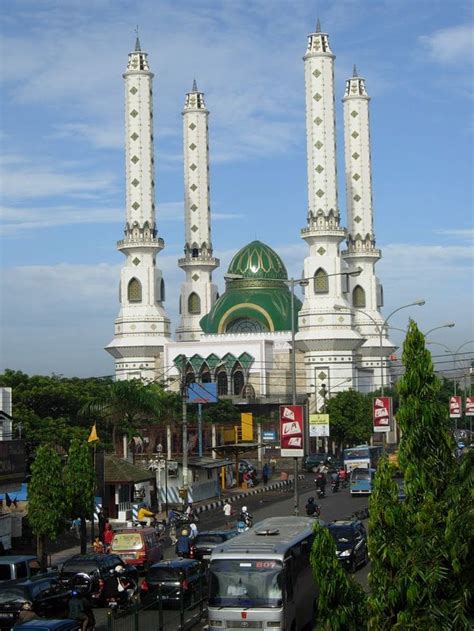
[207,516,321,631]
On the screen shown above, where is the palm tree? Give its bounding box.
[81,379,166,451]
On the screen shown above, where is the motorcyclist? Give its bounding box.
[305,497,319,517]
[315,471,326,497]
[68,588,94,631]
[114,565,136,602]
[137,503,155,526]
[175,529,192,558]
[330,470,340,491]
[239,506,253,528]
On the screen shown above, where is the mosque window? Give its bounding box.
[160,278,166,302]
[179,296,182,314]
[353,285,366,308]
[200,368,211,383]
[217,371,228,396]
[192,248,199,258]
[233,370,245,396]
[314,268,329,293]
[188,292,201,314]
[185,368,195,386]
[226,318,267,333]
[128,278,142,302]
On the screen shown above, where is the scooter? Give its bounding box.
[316,485,326,499]
[331,478,340,493]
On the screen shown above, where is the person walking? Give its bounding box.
[223,499,232,529]
[262,463,270,485]
[103,523,114,552]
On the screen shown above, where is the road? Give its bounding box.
[98,474,369,630]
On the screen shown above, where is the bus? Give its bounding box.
[343,444,383,472]
[207,516,321,631]
[350,467,376,496]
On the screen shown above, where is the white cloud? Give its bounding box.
[419,24,474,65]
[434,228,474,239]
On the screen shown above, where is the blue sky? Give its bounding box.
[1,0,473,378]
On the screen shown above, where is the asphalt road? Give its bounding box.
[96,474,369,630]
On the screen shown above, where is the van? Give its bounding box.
[110,528,163,571]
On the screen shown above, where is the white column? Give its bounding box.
[176,81,219,342]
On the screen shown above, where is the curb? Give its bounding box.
[195,475,305,515]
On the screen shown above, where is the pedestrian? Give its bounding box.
[223,499,232,529]
[103,523,114,552]
[93,536,104,554]
[97,509,106,543]
[262,463,270,485]
[71,517,81,540]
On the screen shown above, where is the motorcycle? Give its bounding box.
[132,516,166,535]
[105,572,138,611]
[331,478,340,493]
[237,514,253,533]
[316,485,326,499]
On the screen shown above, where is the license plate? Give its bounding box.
[0,614,14,618]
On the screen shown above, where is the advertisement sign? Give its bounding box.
[279,405,304,457]
[465,397,474,417]
[309,414,330,437]
[449,396,462,418]
[187,382,218,403]
[373,397,391,433]
[262,430,277,442]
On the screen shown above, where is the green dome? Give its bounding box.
[227,240,288,281]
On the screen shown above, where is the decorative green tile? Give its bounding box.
[315,164,324,173]
[313,69,321,78]
[313,93,322,102]
[132,202,140,210]
[354,215,362,223]
[190,204,198,211]
[314,117,323,125]
[131,178,139,187]
[315,140,323,149]
[190,163,197,171]
[130,109,138,118]
[352,173,360,181]
[352,152,360,159]
[190,184,197,191]
[131,155,139,164]
[130,132,139,141]
[351,110,358,118]
[129,87,138,95]
[192,274,200,281]
[317,247,326,255]
[351,131,359,139]
[353,194,361,202]
[189,123,196,130]
[316,189,325,198]
[133,257,140,266]
[189,143,197,150]
[191,225,198,232]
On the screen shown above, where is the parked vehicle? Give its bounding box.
[58,554,137,606]
[13,620,79,631]
[140,559,206,609]
[193,531,239,563]
[208,516,323,631]
[109,528,163,572]
[350,467,375,496]
[0,557,44,583]
[328,520,369,573]
[0,576,70,629]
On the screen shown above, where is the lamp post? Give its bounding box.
[334,299,425,395]
[288,266,362,515]
[309,377,351,452]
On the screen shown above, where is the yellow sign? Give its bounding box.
[241,413,253,441]
[309,414,330,437]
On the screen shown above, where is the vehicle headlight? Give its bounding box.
[339,549,351,557]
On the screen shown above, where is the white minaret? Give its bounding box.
[106,37,171,380]
[297,20,363,402]
[176,80,219,341]
[341,66,394,390]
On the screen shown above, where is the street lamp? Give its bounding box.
[427,340,474,396]
[424,322,455,337]
[334,299,425,395]
[287,266,362,515]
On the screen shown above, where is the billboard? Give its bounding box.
[279,405,304,457]
[449,396,462,418]
[187,382,218,403]
[465,397,474,417]
[373,397,391,433]
[309,414,330,437]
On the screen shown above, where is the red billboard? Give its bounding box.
[279,405,304,457]
[449,396,462,418]
[373,397,391,433]
[466,397,474,417]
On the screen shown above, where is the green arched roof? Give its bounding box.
[227,240,288,280]
[200,240,302,334]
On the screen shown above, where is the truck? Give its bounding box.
[0,556,43,582]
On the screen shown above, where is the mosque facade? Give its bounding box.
[105,21,394,414]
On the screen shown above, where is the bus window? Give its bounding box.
[209,559,283,608]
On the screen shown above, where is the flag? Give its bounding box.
[87,424,99,443]
[5,493,12,507]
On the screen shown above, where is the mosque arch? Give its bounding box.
[185,364,196,386]
[200,363,212,383]
[188,292,201,314]
[314,268,329,294]
[232,367,245,396]
[353,285,366,308]
[216,369,228,396]
[128,277,142,302]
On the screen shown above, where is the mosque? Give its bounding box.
[105,19,395,415]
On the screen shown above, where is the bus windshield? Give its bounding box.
[343,447,369,460]
[209,559,283,608]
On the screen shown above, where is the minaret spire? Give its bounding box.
[176,81,219,341]
[316,18,321,32]
[134,25,141,51]
[106,37,171,380]
[352,64,358,77]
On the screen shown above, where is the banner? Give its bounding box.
[449,396,462,418]
[373,397,391,433]
[309,414,330,437]
[279,405,304,457]
[466,397,474,417]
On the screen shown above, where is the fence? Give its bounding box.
[103,575,207,631]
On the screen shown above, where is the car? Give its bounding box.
[140,559,206,609]
[193,531,240,562]
[58,554,138,606]
[0,557,44,583]
[12,620,78,631]
[0,576,70,629]
[328,520,369,573]
[109,528,163,572]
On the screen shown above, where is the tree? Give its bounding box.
[310,523,368,630]
[325,390,372,450]
[368,320,472,628]
[64,439,96,554]
[28,444,65,568]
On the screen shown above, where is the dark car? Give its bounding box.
[13,620,78,631]
[0,557,43,583]
[328,520,368,573]
[0,576,70,629]
[140,559,206,609]
[58,554,138,606]
[193,531,239,562]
